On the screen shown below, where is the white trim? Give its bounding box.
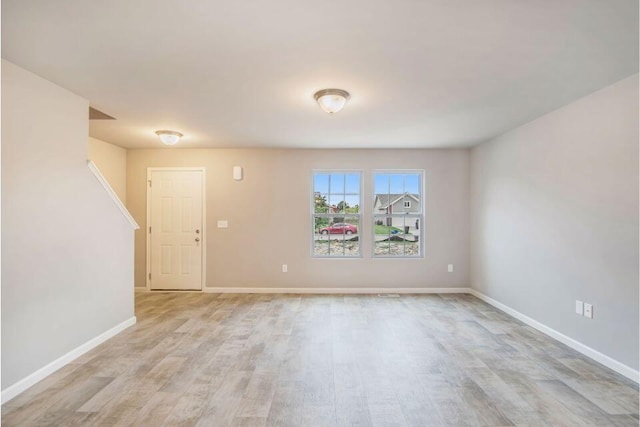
[469,289,639,383]
[146,169,152,290]
[87,161,139,229]
[1,316,137,404]
[146,167,206,292]
[142,290,207,294]
[204,287,471,294]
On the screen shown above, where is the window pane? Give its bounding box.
[314,193,329,213]
[314,214,330,233]
[314,173,329,193]
[343,216,360,256]
[405,238,419,256]
[342,216,359,235]
[328,235,345,256]
[389,174,404,194]
[373,194,386,215]
[404,174,420,194]
[373,174,389,213]
[387,216,407,256]
[329,173,345,194]
[374,173,390,195]
[374,241,389,256]
[405,174,420,210]
[374,216,391,256]
[345,173,360,194]
[403,216,420,256]
[313,224,330,256]
[344,195,360,213]
[329,194,345,213]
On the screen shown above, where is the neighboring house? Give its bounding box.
[373,193,420,229]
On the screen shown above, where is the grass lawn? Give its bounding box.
[374,225,404,234]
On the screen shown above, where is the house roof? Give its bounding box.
[375,193,419,209]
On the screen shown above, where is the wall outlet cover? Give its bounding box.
[217,220,229,228]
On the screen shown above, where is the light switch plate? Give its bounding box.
[575,300,583,315]
[217,220,228,228]
[447,264,454,273]
[282,264,288,273]
[584,303,593,319]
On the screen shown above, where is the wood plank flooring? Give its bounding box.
[2,292,638,426]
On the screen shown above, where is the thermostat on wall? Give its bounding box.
[233,166,243,181]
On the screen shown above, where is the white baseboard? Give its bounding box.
[203,287,472,294]
[1,316,137,404]
[469,289,639,383]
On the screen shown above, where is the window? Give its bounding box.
[373,171,423,257]
[312,171,361,257]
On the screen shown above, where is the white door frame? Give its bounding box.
[146,167,206,291]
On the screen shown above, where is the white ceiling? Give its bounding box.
[2,0,638,149]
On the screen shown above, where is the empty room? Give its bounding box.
[1,1,638,426]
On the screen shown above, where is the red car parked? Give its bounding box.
[319,223,358,235]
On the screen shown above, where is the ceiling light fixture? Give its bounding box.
[155,130,183,145]
[314,89,350,114]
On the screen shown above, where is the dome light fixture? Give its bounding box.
[155,130,183,146]
[314,89,350,114]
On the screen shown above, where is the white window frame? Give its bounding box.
[311,170,363,258]
[404,200,411,209]
[372,169,424,258]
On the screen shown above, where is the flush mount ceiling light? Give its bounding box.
[155,130,183,145]
[314,89,350,114]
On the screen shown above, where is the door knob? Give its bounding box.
[195,237,200,242]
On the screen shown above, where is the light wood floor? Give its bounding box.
[2,293,638,426]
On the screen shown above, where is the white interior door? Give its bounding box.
[148,169,204,290]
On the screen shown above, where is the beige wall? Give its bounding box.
[127,149,470,289]
[88,136,127,202]
[470,74,639,371]
[1,60,135,389]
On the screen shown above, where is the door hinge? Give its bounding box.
[149,226,152,234]
[148,180,152,187]
[149,273,151,280]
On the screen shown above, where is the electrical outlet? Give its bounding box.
[575,300,583,315]
[447,264,454,273]
[584,303,593,319]
[282,264,288,273]
[217,220,228,228]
